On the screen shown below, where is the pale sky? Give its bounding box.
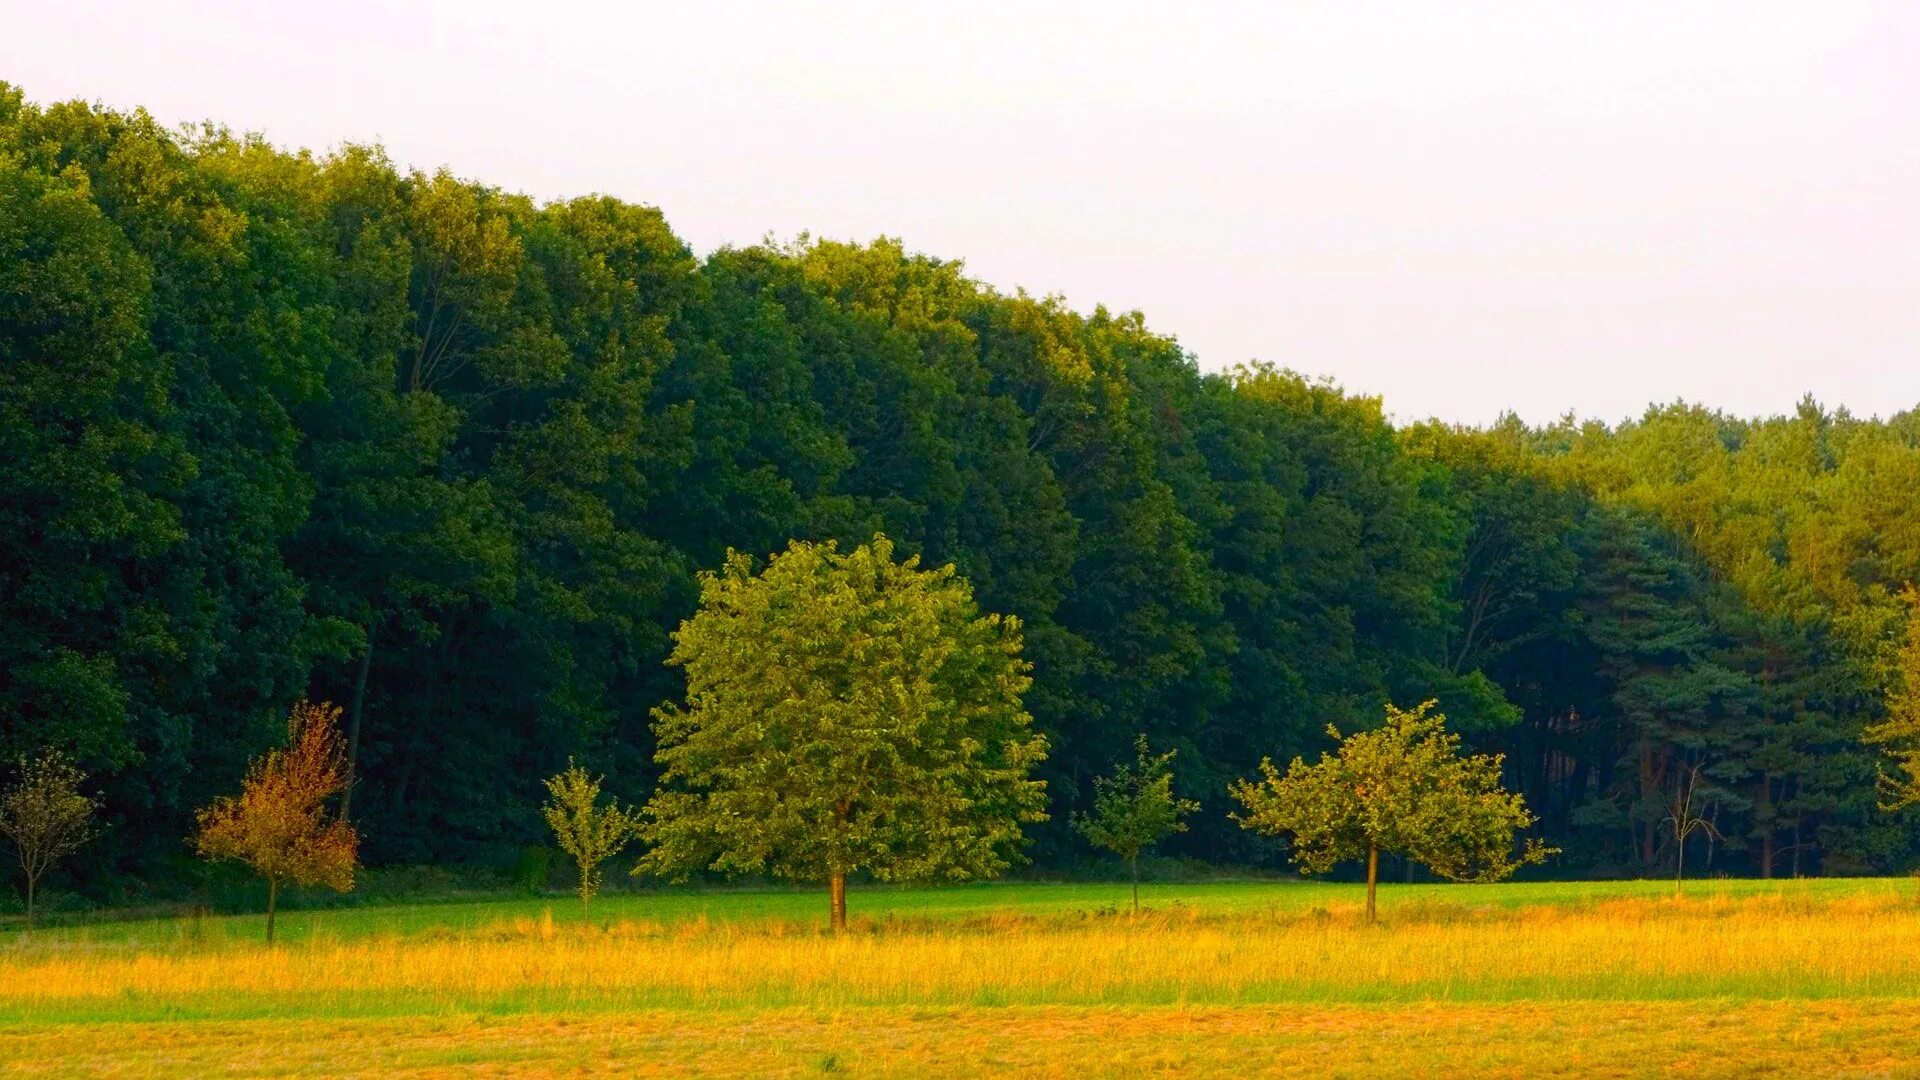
[6,1,1918,425]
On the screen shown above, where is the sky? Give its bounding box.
[6,1,1918,425]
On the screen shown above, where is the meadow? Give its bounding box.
[4,877,1920,1076]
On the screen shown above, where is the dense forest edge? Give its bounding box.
[5,81,1920,908]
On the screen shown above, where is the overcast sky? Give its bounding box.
[7,1,1917,425]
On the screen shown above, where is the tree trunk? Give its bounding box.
[829,870,847,932]
[266,877,280,944]
[1366,845,1379,923]
[1674,838,1685,900]
[1756,775,1773,879]
[23,870,36,930]
[1129,855,1140,914]
[341,620,377,822]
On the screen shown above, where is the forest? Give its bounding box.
[5,82,1920,899]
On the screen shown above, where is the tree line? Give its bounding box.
[4,83,1920,903]
[9,536,1548,934]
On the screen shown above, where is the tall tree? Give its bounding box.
[637,536,1048,930]
[1866,586,1920,811]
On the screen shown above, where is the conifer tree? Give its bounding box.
[1866,586,1920,811]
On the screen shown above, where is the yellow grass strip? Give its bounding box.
[4,893,1920,1013]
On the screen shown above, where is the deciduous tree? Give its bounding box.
[1665,764,1721,898]
[195,701,358,942]
[637,536,1048,930]
[1074,735,1198,913]
[1231,700,1551,921]
[542,760,640,913]
[0,751,98,928]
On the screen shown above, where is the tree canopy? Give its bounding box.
[637,536,1048,927]
[5,81,1920,897]
[1074,736,1199,911]
[1232,701,1552,919]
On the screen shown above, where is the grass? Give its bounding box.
[3,877,1918,1075]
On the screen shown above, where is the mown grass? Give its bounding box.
[9,1003,1920,1079]
[3,878,1918,1076]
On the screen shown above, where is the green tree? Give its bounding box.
[637,535,1049,930]
[1866,586,1920,811]
[0,751,99,928]
[1231,700,1551,921]
[542,760,640,913]
[1073,735,1199,912]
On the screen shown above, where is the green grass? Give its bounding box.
[7,873,1912,949]
[5,877,1919,1076]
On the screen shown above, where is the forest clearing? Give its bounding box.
[3,879,1918,1076]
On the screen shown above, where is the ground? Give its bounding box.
[3,878,1917,1076]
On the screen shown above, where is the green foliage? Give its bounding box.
[1865,587,1920,811]
[637,536,1048,924]
[1231,701,1552,908]
[1074,736,1198,908]
[6,79,1920,889]
[0,751,99,926]
[542,760,640,910]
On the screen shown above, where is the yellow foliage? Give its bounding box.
[194,701,358,911]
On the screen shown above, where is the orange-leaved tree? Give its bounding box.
[195,700,359,942]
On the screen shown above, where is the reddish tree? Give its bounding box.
[196,700,359,942]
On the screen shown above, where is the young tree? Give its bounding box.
[1231,700,1552,921]
[195,701,359,942]
[1073,735,1199,913]
[0,751,99,928]
[542,760,640,913]
[1665,764,1722,898]
[637,536,1049,931]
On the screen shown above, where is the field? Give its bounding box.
[3,877,1919,1077]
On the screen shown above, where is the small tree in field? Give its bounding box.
[1074,735,1198,913]
[543,760,640,913]
[637,536,1049,931]
[1231,700,1552,922]
[195,700,358,942]
[1666,764,1721,899]
[0,751,99,928]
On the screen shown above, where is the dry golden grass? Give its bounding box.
[6,1002,1920,1078]
[2,890,1917,1019]
[4,887,1918,1075]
